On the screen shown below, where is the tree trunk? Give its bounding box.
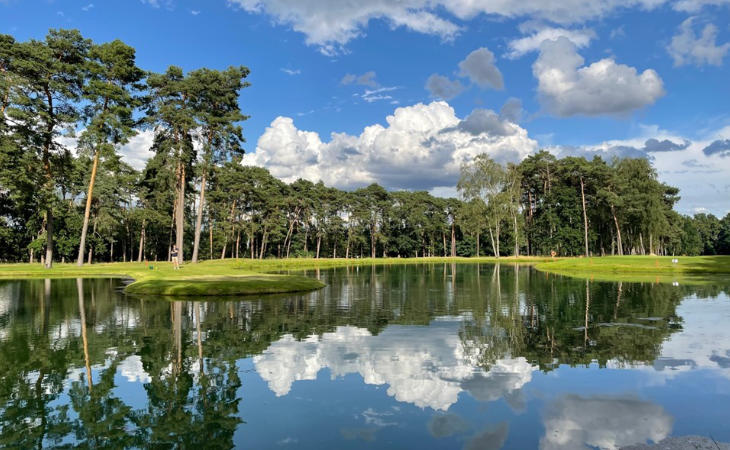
[88,217,97,265]
[370,224,376,258]
[137,220,145,262]
[175,162,186,263]
[42,89,55,269]
[191,172,206,263]
[476,232,480,257]
[488,226,497,257]
[77,147,101,266]
[316,235,321,259]
[580,176,589,257]
[450,223,456,257]
[259,228,268,259]
[513,212,519,257]
[611,205,623,256]
[235,229,240,259]
[209,219,214,260]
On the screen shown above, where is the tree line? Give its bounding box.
[1,29,728,265]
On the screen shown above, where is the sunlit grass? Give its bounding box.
[0,255,727,292]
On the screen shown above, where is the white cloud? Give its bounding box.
[81,3,94,11]
[119,130,156,170]
[280,68,301,75]
[458,47,504,90]
[668,17,730,66]
[533,37,664,116]
[227,0,675,54]
[540,394,673,449]
[242,101,537,191]
[425,74,464,100]
[672,0,730,11]
[507,25,596,59]
[253,319,535,410]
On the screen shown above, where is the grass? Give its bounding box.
[533,255,730,284]
[0,259,328,297]
[124,275,325,296]
[0,255,727,293]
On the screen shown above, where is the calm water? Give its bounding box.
[1,265,730,449]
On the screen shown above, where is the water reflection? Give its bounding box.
[0,265,728,448]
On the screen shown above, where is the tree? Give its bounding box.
[188,66,250,263]
[146,66,197,263]
[76,39,143,265]
[458,153,508,257]
[7,29,89,268]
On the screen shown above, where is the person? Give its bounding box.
[171,245,180,270]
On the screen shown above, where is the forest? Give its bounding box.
[1,29,729,266]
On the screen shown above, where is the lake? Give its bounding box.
[1,264,729,449]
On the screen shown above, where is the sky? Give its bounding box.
[2,0,730,216]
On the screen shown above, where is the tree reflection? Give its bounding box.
[0,267,726,447]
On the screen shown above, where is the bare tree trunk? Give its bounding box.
[580,176,589,257]
[476,232,480,257]
[137,220,145,262]
[235,229,240,259]
[191,172,206,263]
[450,223,456,257]
[87,217,97,265]
[496,222,501,259]
[611,205,623,256]
[316,235,321,259]
[43,90,55,269]
[175,163,186,263]
[513,212,519,257]
[488,226,497,257]
[77,147,101,266]
[209,219,213,260]
[370,225,376,258]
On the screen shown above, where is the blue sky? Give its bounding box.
[2,0,730,215]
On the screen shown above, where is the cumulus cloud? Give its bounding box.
[500,97,524,123]
[425,74,465,100]
[507,25,596,58]
[533,37,664,116]
[252,319,535,410]
[227,0,679,53]
[451,109,517,137]
[458,47,504,90]
[540,394,673,449]
[643,138,690,152]
[703,139,730,156]
[243,101,537,191]
[668,17,730,66]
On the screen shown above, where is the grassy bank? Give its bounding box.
[534,255,730,283]
[0,255,727,293]
[0,260,328,297]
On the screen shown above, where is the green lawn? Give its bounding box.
[533,255,730,284]
[0,255,727,294]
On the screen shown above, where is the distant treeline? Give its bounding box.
[1,30,728,264]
